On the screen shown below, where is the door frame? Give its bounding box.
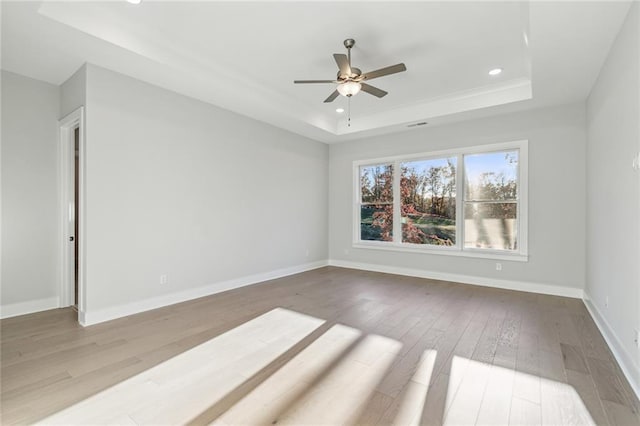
[58,107,86,318]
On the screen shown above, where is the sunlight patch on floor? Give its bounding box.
[210,323,362,425]
[392,349,438,426]
[443,355,596,426]
[214,325,402,425]
[41,308,325,425]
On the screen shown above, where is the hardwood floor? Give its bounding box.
[1,266,638,425]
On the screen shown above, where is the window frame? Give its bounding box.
[353,140,528,262]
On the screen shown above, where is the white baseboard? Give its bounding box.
[328,259,584,299]
[583,292,640,399]
[0,297,60,319]
[77,309,87,325]
[80,260,329,326]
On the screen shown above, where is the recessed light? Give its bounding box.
[126,0,141,4]
[488,68,503,76]
[336,108,345,113]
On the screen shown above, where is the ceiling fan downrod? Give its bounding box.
[344,38,355,70]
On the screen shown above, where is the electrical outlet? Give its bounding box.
[160,274,168,285]
[496,263,502,271]
[305,248,310,257]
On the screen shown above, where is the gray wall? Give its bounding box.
[1,70,60,312]
[60,65,86,118]
[82,64,329,318]
[586,2,639,390]
[329,103,587,292]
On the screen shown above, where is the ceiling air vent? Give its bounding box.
[407,121,428,128]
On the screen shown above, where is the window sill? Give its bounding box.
[353,242,529,262]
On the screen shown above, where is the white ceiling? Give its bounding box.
[0,1,632,143]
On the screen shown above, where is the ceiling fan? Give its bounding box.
[294,38,407,103]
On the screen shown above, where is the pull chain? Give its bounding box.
[348,96,351,127]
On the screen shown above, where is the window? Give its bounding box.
[401,157,457,246]
[359,164,393,242]
[464,151,519,251]
[354,141,528,261]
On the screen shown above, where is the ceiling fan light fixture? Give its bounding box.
[337,81,362,97]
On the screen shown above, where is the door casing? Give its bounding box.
[58,107,86,320]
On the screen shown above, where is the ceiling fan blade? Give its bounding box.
[333,54,351,76]
[360,83,388,98]
[294,80,336,84]
[323,90,340,103]
[361,63,407,81]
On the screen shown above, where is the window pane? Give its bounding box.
[464,202,517,250]
[360,164,393,203]
[361,204,393,241]
[400,158,456,245]
[464,151,518,201]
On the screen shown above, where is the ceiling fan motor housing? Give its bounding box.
[337,67,362,81]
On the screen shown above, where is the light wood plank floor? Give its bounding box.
[1,267,639,425]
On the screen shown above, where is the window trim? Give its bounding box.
[353,140,529,262]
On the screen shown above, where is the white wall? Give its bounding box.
[329,103,587,295]
[60,65,86,118]
[586,3,639,394]
[81,64,328,324]
[1,70,60,316]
